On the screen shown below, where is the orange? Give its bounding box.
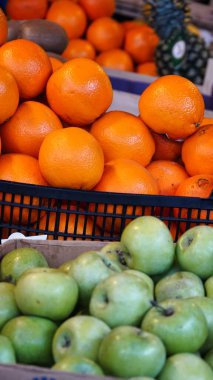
[90,158,159,233]
[122,20,144,33]
[6,0,48,20]
[46,0,87,39]
[79,0,115,20]
[174,174,213,231]
[86,17,125,52]
[136,62,158,76]
[201,117,213,126]
[46,57,113,126]
[0,66,19,124]
[90,111,155,166]
[35,206,98,240]
[0,153,48,225]
[0,8,7,46]
[139,75,205,140]
[182,124,213,176]
[39,126,104,189]
[62,39,96,60]
[0,101,63,158]
[146,160,189,196]
[49,56,63,72]
[124,25,159,64]
[96,49,134,72]
[0,39,52,99]
[151,131,183,161]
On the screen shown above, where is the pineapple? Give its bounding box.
[143,0,210,84]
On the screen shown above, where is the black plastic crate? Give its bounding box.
[0,180,212,242]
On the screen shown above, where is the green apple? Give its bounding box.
[151,258,181,284]
[155,271,205,302]
[158,353,213,380]
[98,325,166,378]
[0,335,16,364]
[52,355,104,376]
[0,282,20,329]
[100,241,127,269]
[124,269,154,294]
[142,298,208,354]
[1,315,57,366]
[67,250,123,307]
[0,247,48,283]
[53,315,110,363]
[129,378,155,380]
[59,260,74,273]
[205,277,213,298]
[204,349,213,370]
[121,216,175,275]
[15,267,78,321]
[188,297,213,353]
[176,226,213,279]
[89,271,153,328]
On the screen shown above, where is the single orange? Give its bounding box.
[151,131,183,161]
[136,61,158,76]
[0,101,63,158]
[122,20,145,33]
[146,160,189,196]
[6,0,48,20]
[139,75,205,140]
[0,66,19,125]
[46,0,87,39]
[86,17,125,52]
[46,57,113,126]
[174,174,213,231]
[124,25,159,64]
[79,0,115,20]
[62,39,96,60]
[0,8,7,46]
[49,56,63,72]
[182,124,213,176]
[39,126,104,189]
[96,49,134,72]
[90,111,155,166]
[0,39,52,99]
[90,158,159,233]
[200,117,213,126]
[0,153,48,225]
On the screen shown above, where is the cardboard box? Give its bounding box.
[0,239,117,380]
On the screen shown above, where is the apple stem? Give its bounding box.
[117,250,127,266]
[150,300,174,317]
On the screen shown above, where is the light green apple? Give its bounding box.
[0,247,48,283]
[121,216,175,275]
[1,315,57,366]
[59,260,74,274]
[155,271,205,302]
[176,226,213,279]
[0,335,16,364]
[188,297,213,353]
[15,267,78,321]
[52,355,104,376]
[159,353,213,380]
[89,271,153,328]
[142,298,208,354]
[53,315,110,363]
[67,250,123,307]
[0,282,20,330]
[98,325,166,378]
[205,277,213,298]
[124,269,154,294]
[204,349,213,370]
[128,378,155,380]
[100,241,127,268]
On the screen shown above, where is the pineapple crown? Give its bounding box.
[143,0,191,40]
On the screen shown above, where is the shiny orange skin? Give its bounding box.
[0,8,7,46]
[79,0,115,20]
[96,49,134,72]
[0,39,52,99]
[86,17,125,52]
[6,0,48,20]
[139,75,205,140]
[46,58,113,126]
[0,101,63,158]
[46,0,87,39]
[0,66,19,124]
[136,62,158,76]
[62,39,96,60]
[151,131,183,161]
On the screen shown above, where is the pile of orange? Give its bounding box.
[4,0,160,76]
[0,5,212,240]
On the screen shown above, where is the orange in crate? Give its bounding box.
[6,0,48,20]
[0,8,7,46]
[79,0,115,20]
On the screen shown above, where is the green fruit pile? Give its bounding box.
[0,216,212,380]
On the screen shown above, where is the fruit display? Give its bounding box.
[0,216,212,379]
